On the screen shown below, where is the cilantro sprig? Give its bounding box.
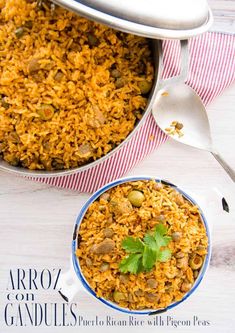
[119,224,172,274]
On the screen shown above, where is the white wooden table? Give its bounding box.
[0,2,235,332]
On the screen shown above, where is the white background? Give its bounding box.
[0,1,235,332]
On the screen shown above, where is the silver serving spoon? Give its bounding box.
[152,40,235,182]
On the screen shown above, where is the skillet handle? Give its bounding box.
[157,39,189,88]
[56,257,83,302]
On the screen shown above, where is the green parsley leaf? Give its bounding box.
[154,224,171,247]
[136,260,145,274]
[162,236,172,246]
[144,233,158,251]
[142,246,157,270]
[155,223,167,236]
[157,248,172,262]
[119,223,172,274]
[119,253,142,274]
[154,234,171,248]
[121,237,144,253]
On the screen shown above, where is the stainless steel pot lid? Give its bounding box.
[52,0,213,39]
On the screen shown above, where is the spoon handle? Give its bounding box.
[211,151,235,182]
[158,39,189,88]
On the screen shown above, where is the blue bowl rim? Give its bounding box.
[72,176,211,315]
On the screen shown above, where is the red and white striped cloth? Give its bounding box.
[34,32,235,193]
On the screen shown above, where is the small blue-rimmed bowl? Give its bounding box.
[57,176,211,315]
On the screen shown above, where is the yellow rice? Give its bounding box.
[0,0,154,170]
[76,180,208,310]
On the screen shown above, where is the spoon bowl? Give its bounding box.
[153,83,213,151]
[152,81,235,182]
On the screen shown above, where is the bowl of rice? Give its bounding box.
[58,176,211,315]
[0,0,158,176]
